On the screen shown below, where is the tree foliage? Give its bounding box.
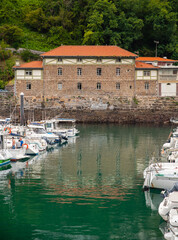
[0,0,177,58]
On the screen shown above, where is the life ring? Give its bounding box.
[4,127,11,134]
[22,143,28,150]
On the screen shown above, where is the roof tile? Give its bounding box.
[13,61,43,69]
[40,45,137,57]
[136,57,177,62]
[136,61,159,69]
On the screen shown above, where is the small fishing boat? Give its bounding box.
[8,148,30,162]
[170,118,178,124]
[26,123,60,144]
[143,162,178,190]
[159,191,178,221]
[0,149,11,168]
[158,189,178,240]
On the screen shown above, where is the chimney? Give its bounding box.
[152,61,158,66]
[15,59,20,66]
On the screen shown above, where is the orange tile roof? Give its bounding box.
[135,61,159,69]
[41,45,137,57]
[136,57,177,62]
[13,61,43,69]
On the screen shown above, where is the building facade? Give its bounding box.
[13,46,178,100]
[136,57,178,96]
[135,61,158,96]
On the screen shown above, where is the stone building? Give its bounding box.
[13,45,137,100]
[13,46,178,100]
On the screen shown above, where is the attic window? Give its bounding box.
[97,58,102,62]
[58,58,62,62]
[167,83,171,85]
[116,58,121,62]
[25,70,32,76]
[77,58,82,62]
[144,71,150,76]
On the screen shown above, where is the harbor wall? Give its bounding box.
[0,95,178,124]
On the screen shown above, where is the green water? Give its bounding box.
[0,124,172,240]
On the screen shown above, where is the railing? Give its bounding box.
[159,75,177,81]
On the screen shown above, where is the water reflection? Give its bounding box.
[0,124,171,240]
[144,190,163,211]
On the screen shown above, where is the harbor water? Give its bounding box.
[0,124,172,240]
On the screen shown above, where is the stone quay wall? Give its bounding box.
[0,95,178,124]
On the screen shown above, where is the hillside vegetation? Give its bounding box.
[0,0,177,88]
[0,0,177,57]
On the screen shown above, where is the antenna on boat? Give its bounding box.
[20,92,25,126]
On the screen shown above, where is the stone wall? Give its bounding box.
[135,80,158,96]
[43,64,135,97]
[0,95,177,124]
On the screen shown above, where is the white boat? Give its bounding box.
[50,118,79,137]
[0,149,12,168]
[170,118,178,124]
[0,132,29,162]
[159,191,178,240]
[37,120,68,143]
[159,191,178,221]
[26,124,60,144]
[143,162,178,190]
[25,139,47,154]
[8,148,30,161]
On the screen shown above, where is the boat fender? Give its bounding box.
[22,143,28,150]
[4,127,11,134]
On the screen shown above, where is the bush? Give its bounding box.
[20,50,40,62]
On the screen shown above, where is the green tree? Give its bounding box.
[83,0,118,45]
[25,8,48,32]
[144,0,177,57]
[47,26,73,46]
[0,24,24,49]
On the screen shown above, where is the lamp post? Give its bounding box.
[154,40,159,57]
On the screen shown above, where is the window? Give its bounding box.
[167,83,171,85]
[77,82,82,90]
[116,68,120,76]
[77,68,82,76]
[58,83,62,90]
[130,85,132,89]
[97,58,102,63]
[116,58,121,62]
[58,68,62,75]
[144,71,150,76]
[97,82,101,89]
[26,83,31,90]
[173,70,177,75]
[145,83,149,89]
[77,58,82,62]
[25,70,32,76]
[58,58,62,62]
[116,83,120,89]
[97,68,102,76]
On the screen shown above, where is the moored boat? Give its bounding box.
[143,162,178,190]
[0,149,11,168]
